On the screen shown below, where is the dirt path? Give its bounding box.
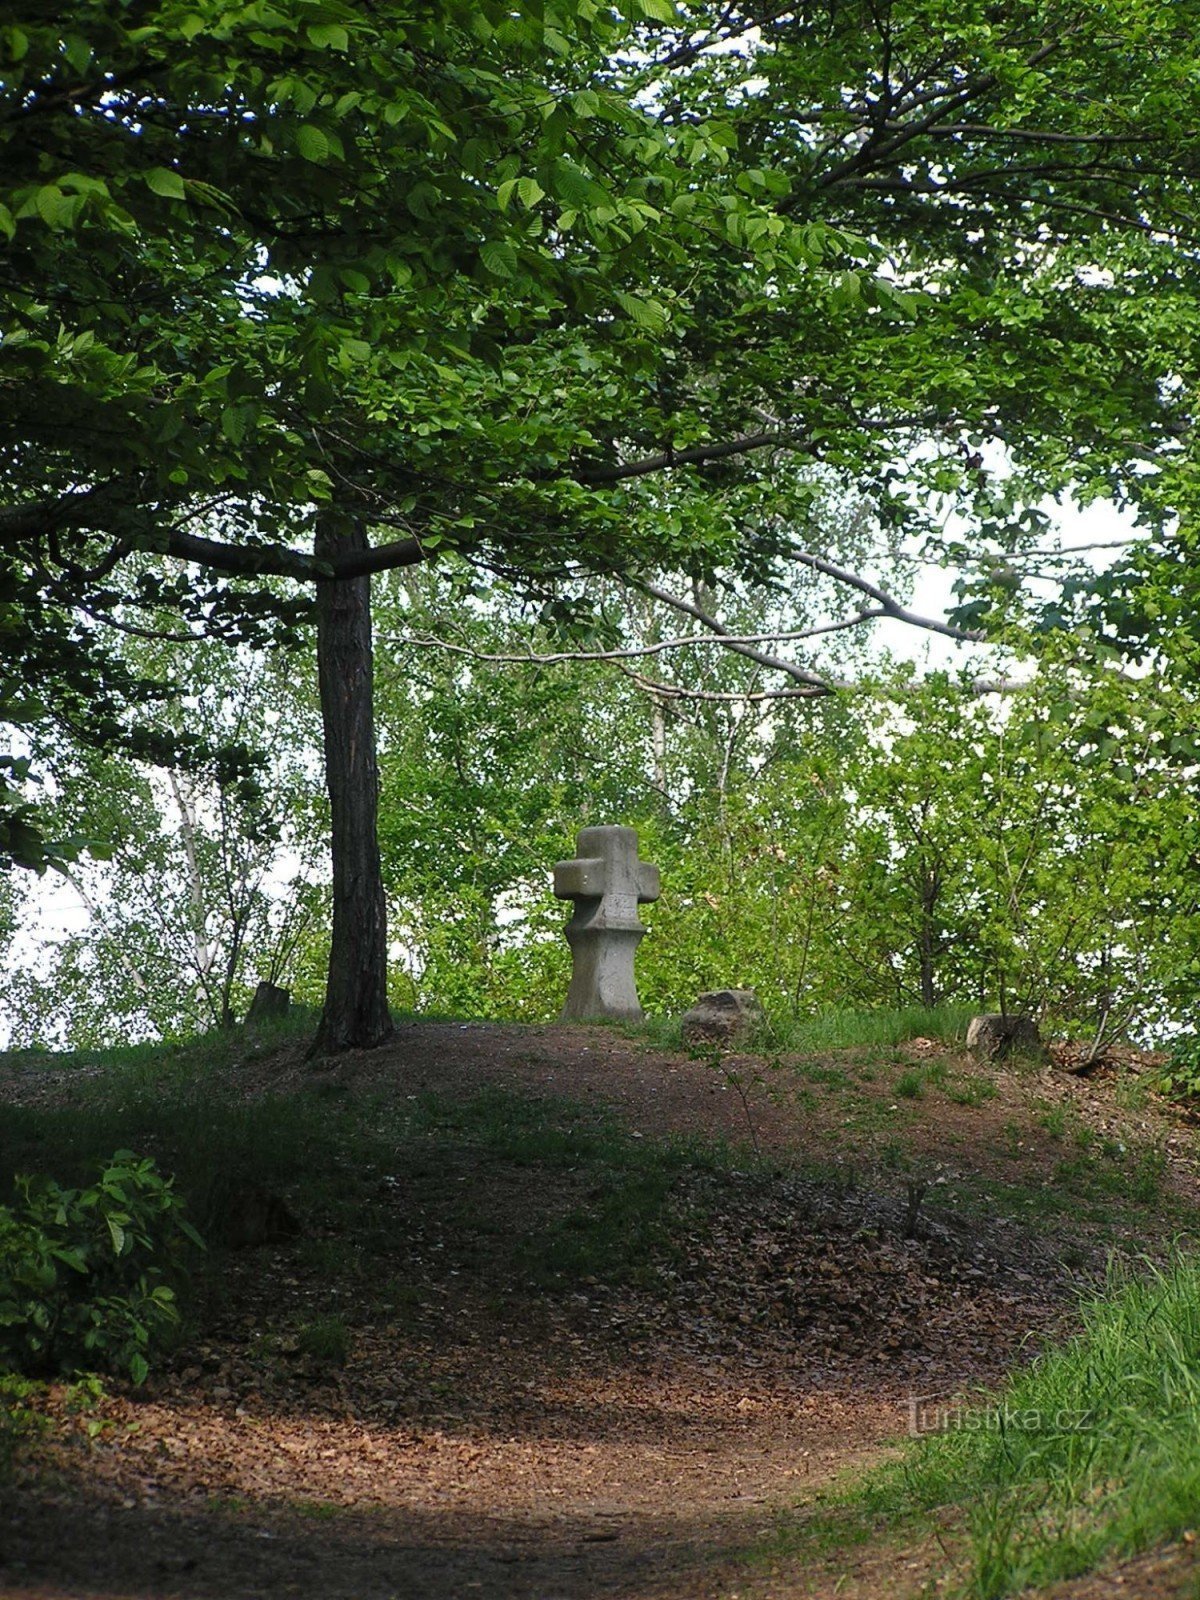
[3,1387,904,1598]
[2,1021,1198,1598]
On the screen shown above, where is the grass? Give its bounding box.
[909,1258,1200,1595]
[944,1078,999,1107]
[0,1007,318,1082]
[400,1086,737,1287]
[770,1003,976,1053]
[621,1012,683,1049]
[7,1006,1199,1597]
[296,1316,351,1366]
[895,1068,925,1100]
[621,1002,975,1054]
[294,1499,343,1520]
[1048,1141,1168,1208]
[943,1141,1179,1239]
[765,1259,1200,1598]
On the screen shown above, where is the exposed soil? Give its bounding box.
[2,1022,1198,1599]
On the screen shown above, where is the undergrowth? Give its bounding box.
[0,1151,203,1382]
[395,1086,740,1287]
[0,1032,752,1303]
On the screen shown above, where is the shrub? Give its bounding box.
[0,1373,44,1480]
[0,1151,203,1383]
[1157,1031,1200,1102]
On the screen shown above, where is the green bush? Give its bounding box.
[1157,1031,1200,1102]
[0,1151,203,1383]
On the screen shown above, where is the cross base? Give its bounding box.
[561,924,647,1021]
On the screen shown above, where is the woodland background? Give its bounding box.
[6,552,1196,1052]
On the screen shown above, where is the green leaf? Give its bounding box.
[635,0,678,21]
[480,239,518,278]
[614,291,668,333]
[34,186,71,230]
[62,34,92,73]
[296,125,330,164]
[221,406,247,445]
[106,1216,126,1255]
[145,167,186,201]
[307,23,350,50]
[517,177,545,209]
[49,1246,88,1273]
[550,158,612,213]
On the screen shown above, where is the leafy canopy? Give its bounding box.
[4,0,1200,865]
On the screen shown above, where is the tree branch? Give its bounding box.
[617,666,1030,704]
[570,431,797,485]
[814,41,1061,192]
[783,548,986,642]
[927,123,1158,146]
[619,667,833,702]
[632,578,837,689]
[388,611,885,668]
[2,499,427,583]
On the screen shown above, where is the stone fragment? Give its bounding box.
[553,826,660,1021]
[966,1012,1047,1064]
[681,988,764,1049]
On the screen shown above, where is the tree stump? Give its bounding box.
[966,1013,1047,1064]
[246,981,291,1029]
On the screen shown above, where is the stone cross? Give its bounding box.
[553,825,660,1021]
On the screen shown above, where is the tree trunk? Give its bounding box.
[917,866,940,1009]
[310,513,394,1056]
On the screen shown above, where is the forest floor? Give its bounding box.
[2,1020,1200,1599]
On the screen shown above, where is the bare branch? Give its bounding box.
[76,603,199,645]
[1007,538,1137,559]
[783,548,986,641]
[618,667,1030,704]
[620,667,833,702]
[387,611,887,668]
[633,578,837,689]
[928,123,1158,146]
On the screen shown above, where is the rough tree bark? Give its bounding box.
[310,512,394,1056]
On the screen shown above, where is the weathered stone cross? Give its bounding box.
[553,826,660,1021]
